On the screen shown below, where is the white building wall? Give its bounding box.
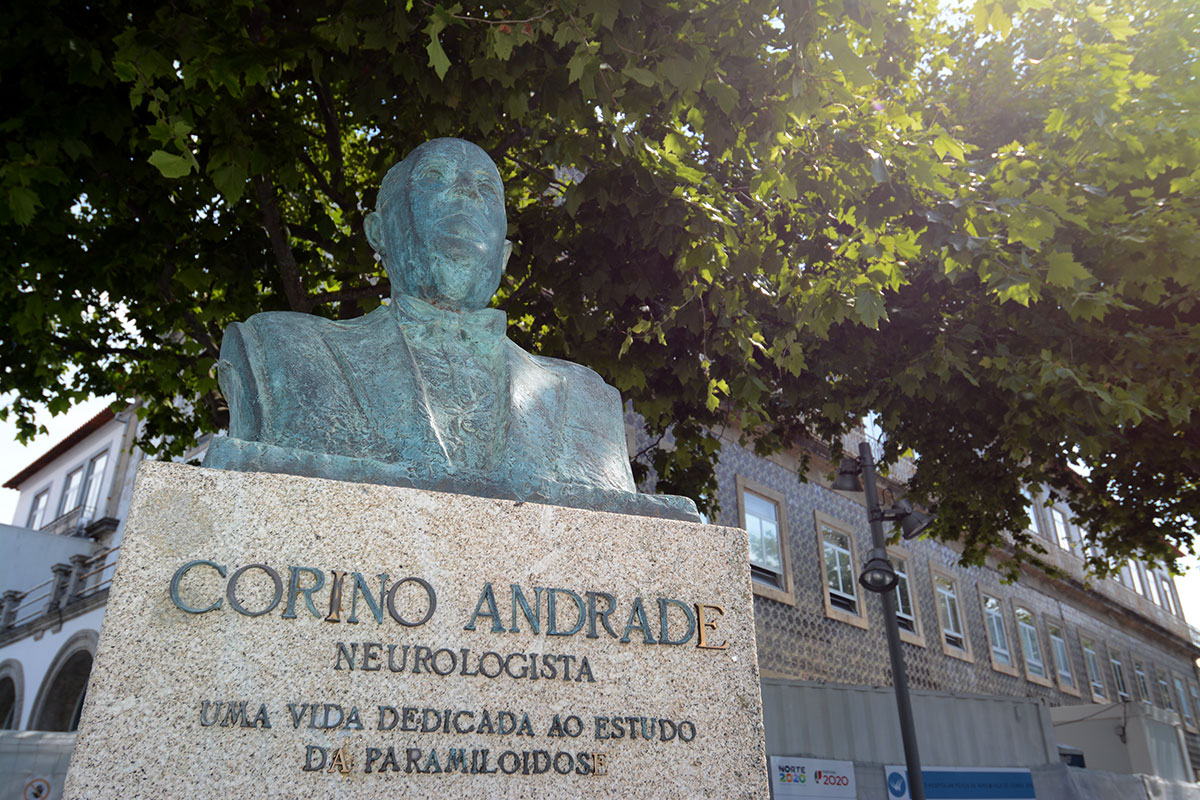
[4,607,103,730]
[0,526,94,598]
[9,422,126,531]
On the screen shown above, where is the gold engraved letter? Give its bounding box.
[694,603,728,650]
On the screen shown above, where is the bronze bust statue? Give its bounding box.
[204,138,698,522]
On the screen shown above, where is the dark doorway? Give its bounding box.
[32,651,91,731]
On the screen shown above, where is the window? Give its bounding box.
[823,530,857,613]
[1050,508,1072,553]
[887,549,924,647]
[1111,655,1130,701]
[1159,675,1175,712]
[738,479,793,604]
[1080,637,1107,700]
[1021,488,1041,535]
[27,490,50,529]
[744,491,782,581]
[1146,572,1161,606]
[58,467,84,515]
[1015,608,1049,683]
[1118,562,1133,588]
[891,556,916,632]
[1159,575,1179,617]
[815,511,863,627]
[1134,661,1151,704]
[1047,623,1076,692]
[79,451,109,517]
[1189,685,1200,725]
[981,594,1016,673]
[1174,677,1194,727]
[1127,561,1145,596]
[932,570,971,660]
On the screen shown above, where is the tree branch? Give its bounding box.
[155,263,222,360]
[312,78,345,195]
[252,175,310,312]
[297,149,354,211]
[310,282,391,307]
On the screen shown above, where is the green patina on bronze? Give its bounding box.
[204,138,698,522]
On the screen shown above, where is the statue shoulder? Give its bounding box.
[526,352,618,396]
[521,351,625,417]
[231,307,388,347]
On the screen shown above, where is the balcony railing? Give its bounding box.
[1,545,120,631]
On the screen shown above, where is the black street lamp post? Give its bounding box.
[833,441,933,800]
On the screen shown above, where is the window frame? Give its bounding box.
[1049,507,1074,554]
[814,510,867,629]
[1127,561,1146,597]
[1173,675,1195,730]
[1158,573,1181,618]
[26,488,51,530]
[1046,621,1080,696]
[1158,674,1176,712]
[1133,661,1152,705]
[1014,606,1053,687]
[1145,572,1162,606]
[979,590,1019,676]
[1110,652,1130,702]
[736,476,794,606]
[78,448,110,519]
[930,565,973,662]
[888,546,925,647]
[1079,635,1108,702]
[57,465,85,516]
[1021,487,1044,538]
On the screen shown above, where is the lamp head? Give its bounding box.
[859,548,899,593]
[831,458,864,493]
[890,498,935,540]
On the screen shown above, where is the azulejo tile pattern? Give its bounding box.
[700,434,1200,767]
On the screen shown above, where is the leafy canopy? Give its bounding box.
[2,0,1197,573]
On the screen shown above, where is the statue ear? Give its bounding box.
[364,211,385,255]
[501,239,513,271]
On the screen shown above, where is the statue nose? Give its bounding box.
[451,172,482,200]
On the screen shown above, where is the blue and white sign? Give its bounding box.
[884,765,1036,800]
[770,757,856,798]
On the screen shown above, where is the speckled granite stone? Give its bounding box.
[64,461,767,799]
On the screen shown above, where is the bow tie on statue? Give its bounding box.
[393,294,507,350]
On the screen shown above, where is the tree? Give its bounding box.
[2,0,1197,571]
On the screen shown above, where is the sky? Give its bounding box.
[2,394,1199,631]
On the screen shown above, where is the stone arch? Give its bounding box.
[30,629,98,732]
[0,659,23,729]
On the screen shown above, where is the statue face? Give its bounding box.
[369,139,510,311]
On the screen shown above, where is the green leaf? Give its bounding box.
[7,187,39,225]
[1105,15,1136,41]
[210,161,248,203]
[1045,107,1067,133]
[870,154,889,184]
[854,288,887,328]
[660,57,703,92]
[147,150,193,179]
[1045,251,1091,287]
[623,66,657,88]
[113,61,137,82]
[427,33,451,80]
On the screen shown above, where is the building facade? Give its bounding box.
[700,425,1200,779]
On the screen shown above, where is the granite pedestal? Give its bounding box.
[64,462,767,798]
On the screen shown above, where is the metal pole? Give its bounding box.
[859,441,926,800]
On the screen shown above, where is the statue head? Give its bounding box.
[365,138,512,312]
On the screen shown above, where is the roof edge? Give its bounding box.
[3,408,118,490]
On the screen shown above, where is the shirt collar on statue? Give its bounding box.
[392,293,508,345]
